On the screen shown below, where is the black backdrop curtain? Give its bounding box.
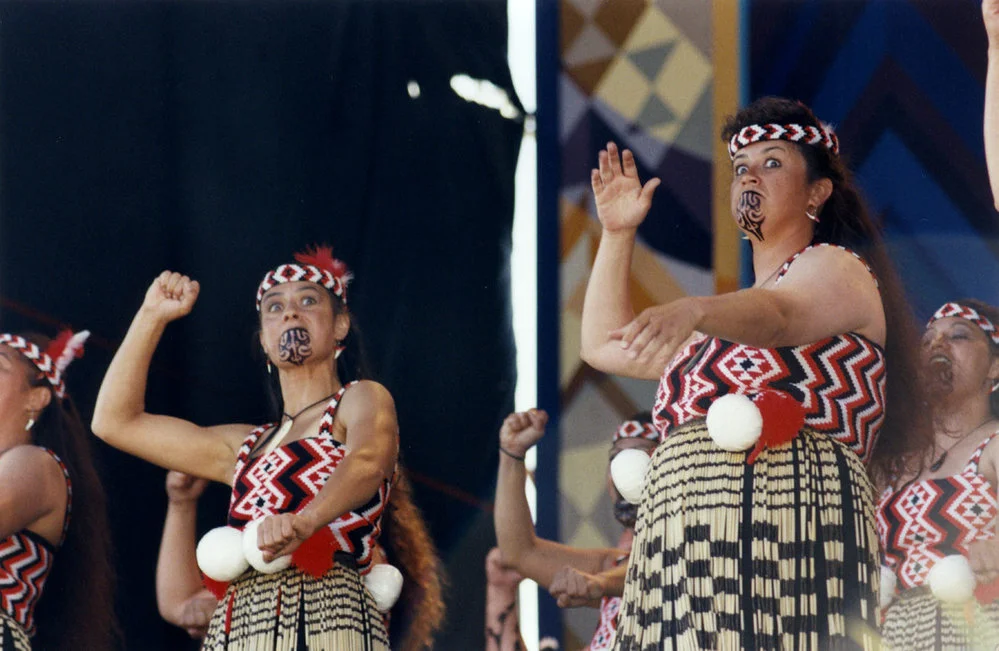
[0,2,520,648]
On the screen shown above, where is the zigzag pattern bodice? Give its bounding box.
[654,332,886,462]
[877,434,999,590]
[0,449,71,637]
[228,384,392,573]
[654,245,887,462]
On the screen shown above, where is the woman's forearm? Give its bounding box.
[986,46,999,210]
[156,499,204,623]
[494,454,537,569]
[92,308,165,440]
[580,229,638,371]
[298,451,390,532]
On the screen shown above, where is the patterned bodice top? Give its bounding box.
[876,433,999,590]
[0,448,71,636]
[585,552,628,651]
[228,383,394,573]
[652,244,887,462]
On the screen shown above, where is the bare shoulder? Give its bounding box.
[779,245,877,289]
[340,380,398,420]
[0,445,66,491]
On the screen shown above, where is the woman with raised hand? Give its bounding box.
[0,329,115,650]
[580,97,930,649]
[93,246,443,650]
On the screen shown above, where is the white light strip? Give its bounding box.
[508,0,538,649]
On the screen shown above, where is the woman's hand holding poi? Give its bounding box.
[142,271,200,324]
[256,512,318,563]
[591,142,660,233]
[609,297,703,372]
[499,409,548,458]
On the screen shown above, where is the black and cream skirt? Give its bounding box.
[883,588,999,650]
[0,612,29,651]
[614,419,880,650]
[201,556,389,651]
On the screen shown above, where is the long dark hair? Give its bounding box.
[19,333,117,650]
[260,289,445,649]
[722,97,934,486]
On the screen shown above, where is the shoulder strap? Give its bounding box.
[39,448,72,546]
[774,243,879,288]
[964,431,999,475]
[319,381,358,439]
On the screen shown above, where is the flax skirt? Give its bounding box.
[201,561,389,651]
[614,420,880,651]
[0,612,29,651]
[882,590,999,650]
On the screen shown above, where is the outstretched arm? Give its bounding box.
[156,471,217,639]
[986,0,999,209]
[494,409,622,589]
[254,380,399,561]
[580,143,663,380]
[91,272,250,485]
[612,245,886,369]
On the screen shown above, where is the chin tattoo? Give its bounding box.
[278,327,313,366]
[737,190,765,242]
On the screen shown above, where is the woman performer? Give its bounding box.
[580,96,929,649]
[0,329,115,649]
[494,410,657,649]
[93,247,443,650]
[878,299,999,648]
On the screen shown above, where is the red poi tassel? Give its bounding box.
[747,390,806,464]
[292,526,337,579]
[202,575,229,601]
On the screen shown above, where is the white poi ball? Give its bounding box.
[196,526,250,582]
[364,563,404,612]
[610,448,652,505]
[927,554,976,603]
[879,565,897,610]
[706,393,763,452]
[242,518,293,574]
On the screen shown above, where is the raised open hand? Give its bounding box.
[499,409,548,458]
[591,142,661,233]
[142,271,200,324]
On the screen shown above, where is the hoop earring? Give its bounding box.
[266,360,273,374]
[805,207,820,223]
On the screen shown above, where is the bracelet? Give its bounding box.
[500,447,525,461]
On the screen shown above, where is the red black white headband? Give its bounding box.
[613,420,659,443]
[0,329,90,398]
[728,123,840,159]
[928,303,999,347]
[256,245,353,312]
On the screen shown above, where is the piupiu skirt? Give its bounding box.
[882,588,999,650]
[0,612,29,651]
[201,557,389,651]
[614,420,880,650]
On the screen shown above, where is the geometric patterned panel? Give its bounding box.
[557,0,729,647]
